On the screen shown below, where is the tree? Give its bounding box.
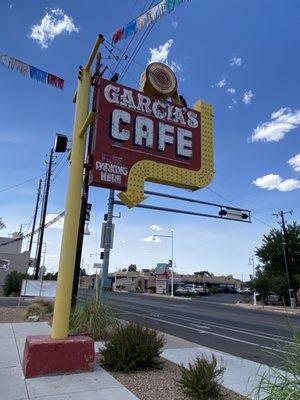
[194,271,213,277]
[128,264,137,272]
[0,218,5,229]
[256,222,300,286]
[250,273,272,302]
[253,222,300,301]
[44,272,58,280]
[3,271,31,296]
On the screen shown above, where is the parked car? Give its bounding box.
[237,287,253,294]
[175,287,198,296]
[181,284,209,295]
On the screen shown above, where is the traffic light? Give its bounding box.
[100,252,104,259]
[85,203,92,221]
[168,259,173,269]
[104,213,108,221]
[54,133,68,153]
[78,65,84,81]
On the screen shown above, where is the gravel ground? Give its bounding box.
[97,356,247,400]
[0,306,25,323]
[0,306,52,323]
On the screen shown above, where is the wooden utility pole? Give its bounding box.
[34,149,54,279]
[28,179,42,254]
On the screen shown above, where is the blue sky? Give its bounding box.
[0,0,299,279]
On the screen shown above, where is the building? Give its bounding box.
[108,270,156,292]
[0,234,30,294]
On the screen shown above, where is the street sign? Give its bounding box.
[89,74,213,208]
[93,263,103,269]
[100,222,115,249]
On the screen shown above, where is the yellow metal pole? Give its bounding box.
[51,35,104,339]
[78,109,97,138]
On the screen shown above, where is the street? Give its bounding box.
[107,292,300,367]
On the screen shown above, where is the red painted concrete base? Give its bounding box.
[22,335,95,378]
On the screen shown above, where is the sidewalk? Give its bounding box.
[1,321,279,400]
[234,302,300,315]
[0,322,138,400]
[162,333,272,399]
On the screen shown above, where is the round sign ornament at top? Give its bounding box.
[146,62,177,97]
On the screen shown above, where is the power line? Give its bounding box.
[0,173,45,194]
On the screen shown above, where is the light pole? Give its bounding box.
[152,229,174,297]
[248,255,257,306]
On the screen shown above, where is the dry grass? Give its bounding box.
[0,307,24,323]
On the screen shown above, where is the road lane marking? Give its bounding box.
[118,309,288,355]
[110,301,293,343]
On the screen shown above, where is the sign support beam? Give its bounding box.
[51,35,104,340]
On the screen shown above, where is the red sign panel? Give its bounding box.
[89,78,201,191]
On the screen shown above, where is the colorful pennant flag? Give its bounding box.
[112,0,190,44]
[0,53,64,90]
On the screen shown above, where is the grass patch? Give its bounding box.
[69,297,117,341]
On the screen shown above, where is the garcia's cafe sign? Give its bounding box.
[89,62,214,207]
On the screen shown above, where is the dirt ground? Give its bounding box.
[0,306,25,323]
[97,356,247,400]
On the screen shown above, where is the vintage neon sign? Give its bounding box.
[89,67,214,208]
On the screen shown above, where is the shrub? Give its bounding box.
[69,297,117,341]
[209,287,220,295]
[23,303,46,320]
[31,298,54,314]
[179,355,225,399]
[255,329,300,399]
[101,323,165,372]
[3,271,30,296]
[23,298,54,321]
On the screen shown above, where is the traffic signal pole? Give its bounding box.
[51,35,104,340]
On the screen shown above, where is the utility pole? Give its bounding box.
[34,149,54,280]
[28,179,42,254]
[71,53,102,307]
[99,189,115,298]
[273,210,294,306]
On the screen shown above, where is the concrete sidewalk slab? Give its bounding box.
[162,333,272,399]
[0,322,138,400]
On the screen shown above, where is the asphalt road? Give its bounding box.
[106,292,300,367]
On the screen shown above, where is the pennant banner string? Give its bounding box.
[0,53,64,90]
[112,0,190,44]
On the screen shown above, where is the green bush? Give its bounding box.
[3,271,30,296]
[179,355,225,399]
[101,323,165,372]
[255,329,300,399]
[69,297,117,341]
[209,287,220,295]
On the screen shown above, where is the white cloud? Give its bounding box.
[229,56,242,67]
[216,77,226,88]
[172,21,178,28]
[149,39,173,64]
[226,87,236,95]
[288,153,300,172]
[150,225,162,231]
[45,213,65,229]
[253,174,300,192]
[148,39,182,74]
[29,8,79,49]
[9,4,13,9]
[243,90,254,105]
[0,133,24,144]
[250,107,300,142]
[142,236,161,243]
